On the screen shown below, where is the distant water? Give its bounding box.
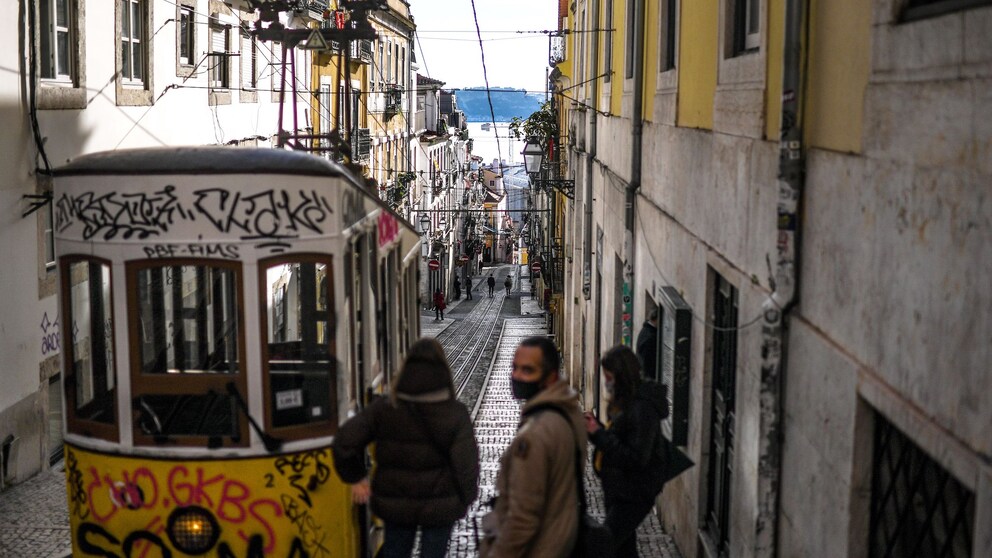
[466,122,523,169]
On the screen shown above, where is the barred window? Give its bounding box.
[869,414,975,558]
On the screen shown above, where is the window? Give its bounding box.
[61,258,117,441]
[706,271,738,555]
[261,257,337,439]
[128,261,247,447]
[178,5,194,66]
[209,21,230,89]
[43,202,55,269]
[604,3,612,82]
[660,0,677,72]
[903,0,991,21]
[625,0,635,78]
[869,413,974,558]
[732,0,760,55]
[386,39,393,83]
[120,0,145,84]
[40,0,74,82]
[241,30,258,90]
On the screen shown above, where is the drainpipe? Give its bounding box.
[757,0,806,556]
[583,0,600,304]
[622,0,646,346]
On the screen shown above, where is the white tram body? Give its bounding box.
[53,147,420,557]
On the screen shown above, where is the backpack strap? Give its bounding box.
[522,404,589,516]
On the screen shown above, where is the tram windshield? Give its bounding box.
[136,265,240,374]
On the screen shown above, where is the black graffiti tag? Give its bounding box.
[54,186,188,241]
[192,189,333,240]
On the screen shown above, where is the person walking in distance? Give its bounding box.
[454,276,462,300]
[433,288,446,321]
[332,338,480,558]
[466,275,473,300]
[503,275,512,296]
[585,345,668,557]
[487,274,496,297]
[479,337,586,557]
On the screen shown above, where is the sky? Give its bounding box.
[408,0,559,93]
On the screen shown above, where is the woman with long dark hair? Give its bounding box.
[584,345,668,557]
[333,338,479,558]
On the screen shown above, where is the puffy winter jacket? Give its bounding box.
[590,379,669,502]
[332,390,479,526]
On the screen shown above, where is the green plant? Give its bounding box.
[508,100,558,143]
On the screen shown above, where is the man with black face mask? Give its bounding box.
[479,336,586,558]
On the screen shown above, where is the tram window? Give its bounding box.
[63,258,117,437]
[135,265,239,374]
[128,260,247,447]
[261,257,337,438]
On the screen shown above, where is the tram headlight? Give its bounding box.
[166,506,220,555]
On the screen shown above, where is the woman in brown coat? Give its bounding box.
[332,338,479,558]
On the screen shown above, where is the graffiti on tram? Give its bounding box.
[65,447,354,558]
[54,186,339,248]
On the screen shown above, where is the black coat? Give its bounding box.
[332,395,479,527]
[590,380,668,503]
[636,321,659,381]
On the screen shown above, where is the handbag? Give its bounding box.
[524,405,614,558]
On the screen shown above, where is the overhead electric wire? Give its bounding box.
[467,0,504,174]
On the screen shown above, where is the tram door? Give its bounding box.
[347,237,369,407]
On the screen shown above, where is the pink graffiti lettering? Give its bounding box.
[168,465,224,508]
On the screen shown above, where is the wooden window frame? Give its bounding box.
[258,254,338,441]
[126,258,249,448]
[61,255,119,442]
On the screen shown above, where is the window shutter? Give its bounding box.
[211,27,226,54]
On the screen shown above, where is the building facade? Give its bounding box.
[555,0,991,557]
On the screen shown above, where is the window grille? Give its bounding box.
[706,272,738,556]
[869,415,975,558]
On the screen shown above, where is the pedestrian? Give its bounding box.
[504,275,512,295]
[433,288,446,320]
[635,308,659,381]
[332,338,480,558]
[487,274,496,297]
[454,276,462,299]
[585,345,668,558]
[466,276,473,300]
[479,337,585,557]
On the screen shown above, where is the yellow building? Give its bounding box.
[555,1,991,557]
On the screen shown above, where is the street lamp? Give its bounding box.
[521,139,544,175]
[419,213,431,234]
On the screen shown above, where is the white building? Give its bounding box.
[0,0,311,485]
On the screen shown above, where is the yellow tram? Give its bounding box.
[53,147,422,557]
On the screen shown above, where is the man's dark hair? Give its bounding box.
[519,336,560,377]
[648,307,659,322]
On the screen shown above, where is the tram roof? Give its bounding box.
[54,146,357,179]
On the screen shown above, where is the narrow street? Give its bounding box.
[428,265,682,557]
